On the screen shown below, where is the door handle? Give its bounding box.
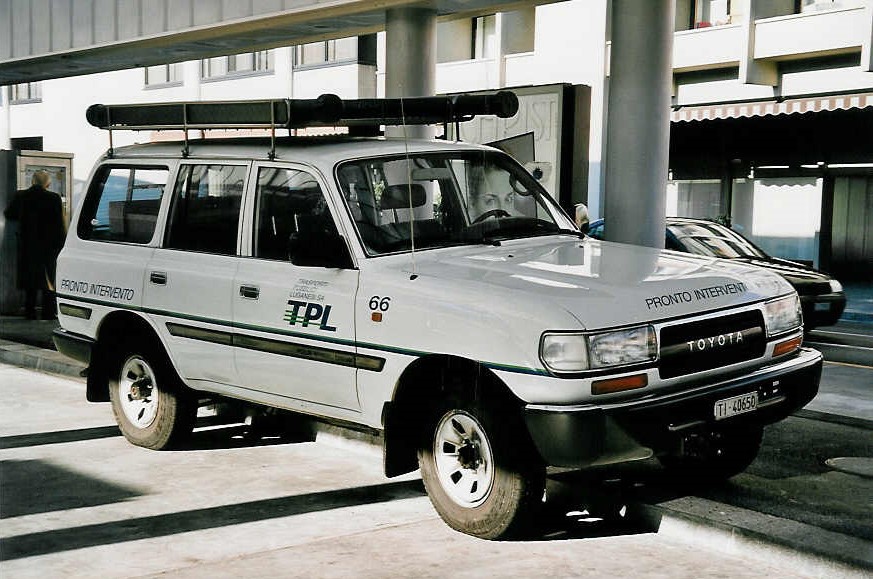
[150,271,167,285]
[239,284,260,299]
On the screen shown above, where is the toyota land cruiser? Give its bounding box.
[53,92,822,539]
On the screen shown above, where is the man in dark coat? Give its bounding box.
[4,170,66,319]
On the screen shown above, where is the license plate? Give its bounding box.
[714,392,758,420]
[814,302,831,311]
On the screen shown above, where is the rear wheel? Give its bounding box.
[108,340,195,450]
[418,396,545,539]
[660,426,763,485]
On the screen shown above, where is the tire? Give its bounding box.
[108,339,196,450]
[418,396,545,539]
[660,426,763,486]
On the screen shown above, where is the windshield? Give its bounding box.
[336,150,574,255]
[669,222,766,259]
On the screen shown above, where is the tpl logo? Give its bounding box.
[284,300,337,332]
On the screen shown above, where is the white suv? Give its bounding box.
[53,93,822,539]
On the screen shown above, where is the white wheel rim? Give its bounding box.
[117,355,159,429]
[433,411,495,507]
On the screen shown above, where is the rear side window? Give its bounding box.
[78,166,169,243]
[165,164,247,255]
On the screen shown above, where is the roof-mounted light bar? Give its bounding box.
[85,91,519,132]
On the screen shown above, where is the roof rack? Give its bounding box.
[86,91,519,158]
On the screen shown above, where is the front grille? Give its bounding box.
[659,310,766,379]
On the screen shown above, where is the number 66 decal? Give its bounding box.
[369,296,391,312]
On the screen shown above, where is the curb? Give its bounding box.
[841,310,873,324]
[647,498,873,578]
[0,340,86,379]
[806,341,873,367]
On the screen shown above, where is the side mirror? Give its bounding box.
[291,230,356,269]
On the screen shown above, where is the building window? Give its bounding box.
[690,0,731,28]
[797,0,865,12]
[292,35,376,69]
[201,51,273,79]
[145,63,182,87]
[9,82,42,104]
[472,15,497,59]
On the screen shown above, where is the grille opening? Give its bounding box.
[659,310,766,379]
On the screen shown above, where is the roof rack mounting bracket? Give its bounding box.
[181,103,190,158]
[107,107,114,158]
[269,102,276,161]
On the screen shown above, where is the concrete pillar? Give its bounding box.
[603,0,674,249]
[384,6,436,139]
[740,0,778,86]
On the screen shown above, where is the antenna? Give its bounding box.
[399,95,417,281]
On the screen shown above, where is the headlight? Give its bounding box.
[541,325,656,374]
[540,334,589,373]
[829,279,843,293]
[764,294,802,337]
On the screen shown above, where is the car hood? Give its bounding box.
[396,236,793,329]
[729,256,835,287]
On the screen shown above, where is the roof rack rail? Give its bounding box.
[86,91,518,158]
[85,91,518,131]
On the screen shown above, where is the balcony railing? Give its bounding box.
[753,7,867,60]
[673,23,744,72]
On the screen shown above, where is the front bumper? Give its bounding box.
[523,347,822,468]
[53,328,95,365]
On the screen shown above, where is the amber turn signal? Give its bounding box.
[773,335,803,357]
[592,373,648,395]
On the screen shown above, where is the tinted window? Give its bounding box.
[254,167,338,262]
[78,166,169,243]
[165,164,247,255]
[669,222,766,259]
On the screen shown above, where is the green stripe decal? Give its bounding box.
[56,293,548,376]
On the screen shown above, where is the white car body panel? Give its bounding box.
[55,137,805,431]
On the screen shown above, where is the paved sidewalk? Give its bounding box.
[1,310,871,576]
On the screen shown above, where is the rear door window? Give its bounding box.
[165,164,248,255]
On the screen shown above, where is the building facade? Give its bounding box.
[2,0,871,279]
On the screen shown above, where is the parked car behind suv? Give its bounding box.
[588,217,846,330]
[53,94,822,540]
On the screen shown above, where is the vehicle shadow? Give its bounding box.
[175,413,319,451]
[523,463,690,542]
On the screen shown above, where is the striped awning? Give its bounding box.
[671,92,873,122]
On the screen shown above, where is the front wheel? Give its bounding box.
[108,341,195,450]
[418,400,545,539]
